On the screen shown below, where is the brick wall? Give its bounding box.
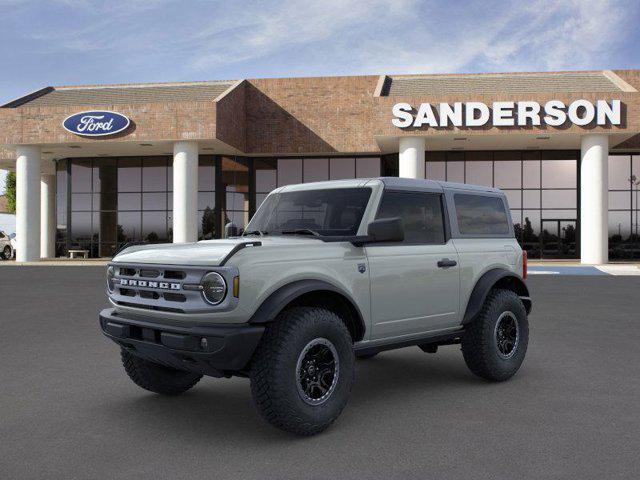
[0,70,639,155]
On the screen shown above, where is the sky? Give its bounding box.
[1,0,639,193]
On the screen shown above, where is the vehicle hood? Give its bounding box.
[112,236,324,266]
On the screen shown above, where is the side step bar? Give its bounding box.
[354,329,464,357]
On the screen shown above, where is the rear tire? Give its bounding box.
[461,289,528,382]
[250,306,355,436]
[121,349,202,395]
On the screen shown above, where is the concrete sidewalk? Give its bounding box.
[0,258,110,267]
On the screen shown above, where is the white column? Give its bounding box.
[172,141,198,243]
[15,145,41,262]
[580,134,609,264]
[399,136,425,179]
[40,173,56,258]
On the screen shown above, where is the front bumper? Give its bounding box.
[99,308,264,377]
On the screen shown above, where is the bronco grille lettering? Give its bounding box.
[119,278,181,290]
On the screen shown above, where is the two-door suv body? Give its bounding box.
[100,177,532,435]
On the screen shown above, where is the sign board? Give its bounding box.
[391,100,622,128]
[63,110,130,137]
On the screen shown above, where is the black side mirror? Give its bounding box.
[367,217,404,243]
[224,222,239,238]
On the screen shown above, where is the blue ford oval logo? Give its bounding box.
[62,110,130,137]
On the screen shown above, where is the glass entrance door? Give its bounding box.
[540,219,577,259]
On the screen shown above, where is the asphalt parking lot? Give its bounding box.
[1,267,639,480]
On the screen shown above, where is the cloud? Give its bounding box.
[0,0,637,106]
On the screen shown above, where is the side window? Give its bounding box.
[376,191,445,244]
[454,194,510,235]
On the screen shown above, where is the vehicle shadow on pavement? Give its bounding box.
[93,347,488,442]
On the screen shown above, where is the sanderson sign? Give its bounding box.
[63,110,131,137]
[391,99,622,128]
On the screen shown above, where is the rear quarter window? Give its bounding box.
[454,193,510,235]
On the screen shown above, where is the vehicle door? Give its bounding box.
[365,189,460,340]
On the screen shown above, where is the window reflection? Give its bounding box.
[608,154,640,259]
[420,151,580,258]
[117,158,142,191]
[356,157,381,178]
[329,158,355,180]
[304,158,329,183]
[465,161,492,187]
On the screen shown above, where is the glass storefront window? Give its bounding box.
[218,156,249,237]
[541,190,577,209]
[609,155,631,189]
[420,151,580,258]
[522,160,540,188]
[425,161,446,181]
[62,151,639,260]
[255,159,277,194]
[608,154,640,259]
[504,190,521,209]
[494,161,521,189]
[329,157,355,180]
[304,158,329,182]
[143,157,167,191]
[117,158,142,191]
[277,158,302,186]
[523,190,540,209]
[356,157,381,178]
[465,161,492,187]
[68,156,175,256]
[541,160,576,188]
[447,161,465,183]
[71,159,92,192]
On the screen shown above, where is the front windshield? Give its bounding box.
[245,187,372,237]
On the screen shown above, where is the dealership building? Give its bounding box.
[1,69,639,263]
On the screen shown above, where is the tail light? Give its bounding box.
[522,250,528,279]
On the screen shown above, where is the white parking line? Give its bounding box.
[528,270,560,275]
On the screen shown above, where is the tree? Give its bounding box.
[523,216,537,242]
[201,207,216,239]
[5,171,16,213]
[513,223,523,241]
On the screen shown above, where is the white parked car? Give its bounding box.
[0,230,14,260]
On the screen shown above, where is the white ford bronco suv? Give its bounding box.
[100,177,531,435]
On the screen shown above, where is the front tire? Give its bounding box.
[2,246,11,260]
[461,289,528,382]
[250,307,355,436]
[121,349,202,395]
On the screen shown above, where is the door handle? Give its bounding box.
[437,258,457,268]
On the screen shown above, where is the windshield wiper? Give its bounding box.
[280,228,321,237]
[243,230,267,237]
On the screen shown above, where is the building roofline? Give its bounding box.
[1,87,54,108]
[52,79,236,90]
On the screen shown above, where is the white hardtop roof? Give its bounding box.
[274,177,502,194]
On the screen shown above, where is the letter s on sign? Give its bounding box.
[392,103,414,128]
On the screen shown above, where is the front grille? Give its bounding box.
[139,290,160,300]
[163,292,186,303]
[164,270,186,280]
[109,263,238,314]
[139,269,160,278]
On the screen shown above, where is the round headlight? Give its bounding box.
[201,272,227,305]
[106,266,116,293]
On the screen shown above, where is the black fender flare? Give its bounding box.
[463,268,532,324]
[248,279,366,340]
